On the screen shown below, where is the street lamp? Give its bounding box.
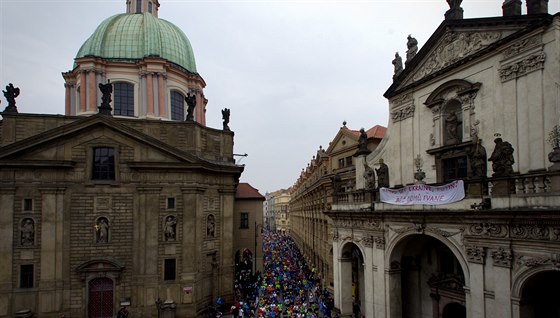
[254,221,263,273]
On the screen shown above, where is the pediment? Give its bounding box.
[0,115,199,165]
[405,29,503,85]
[327,128,358,154]
[386,15,553,98]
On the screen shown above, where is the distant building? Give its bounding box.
[267,189,291,234]
[0,1,245,317]
[234,183,265,273]
[290,123,386,292]
[328,1,560,317]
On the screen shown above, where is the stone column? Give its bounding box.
[361,237,374,318]
[373,237,386,318]
[38,187,66,314]
[146,73,155,117]
[464,244,486,318]
[88,70,96,113]
[339,256,353,317]
[355,155,366,189]
[491,248,513,318]
[386,264,401,318]
[79,71,87,113]
[0,188,15,316]
[157,73,166,118]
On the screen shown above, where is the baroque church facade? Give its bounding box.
[0,1,243,317]
[327,1,560,317]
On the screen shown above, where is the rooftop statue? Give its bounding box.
[98,81,113,115]
[392,52,403,80]
[185,93,196,121]
[406,35,418,63]
[2,83,20,113]
[222,108,230,131]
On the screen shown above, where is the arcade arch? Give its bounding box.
[388,234,467,318]
[339,242,365,317]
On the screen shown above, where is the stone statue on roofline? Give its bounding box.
[98,80,113,115]
[488,135,515,177]
[445,0,464,19]
[185,92,196,121]
[222,108,230,131]
[2,83,20,113]
[406,35,418,64]
[376,159,390,188]
[392,52,403,80]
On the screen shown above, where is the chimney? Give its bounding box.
[527,0,548,14]
[503,0,522,16]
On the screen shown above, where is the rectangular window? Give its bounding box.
[148,1,153,13]
[20,264,33,288]
[136,0,142,13]
[345,156,353,167]
[443,156,468,182]
[23,198,33,211]
[92,147,115,180]
[167,197,175,209]
[114,82,135,117]
[240,213,249,229]
[338,158,345,169]
[164,259,176,281]
[170,91,185,121]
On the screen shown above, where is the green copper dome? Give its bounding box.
[76,13,197,73]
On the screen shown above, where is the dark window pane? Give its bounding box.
[136,0,142,13]
[167,197,175,209]
[114,82,134,117]
[443,156,467,182]
[20,264,33,288]
[164,259,176,281]
[92,147,115,180]
[23,198,33,211]
[170,91,184,121]
[240,213,249,229]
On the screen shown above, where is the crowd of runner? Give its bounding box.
[230,231,335,317]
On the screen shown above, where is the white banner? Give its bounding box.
[380,180,465,205]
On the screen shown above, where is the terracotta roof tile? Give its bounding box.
[236,183,265,200]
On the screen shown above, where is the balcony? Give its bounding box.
[330,170,560,212]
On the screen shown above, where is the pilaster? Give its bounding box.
[0,188,15,317]
[38,187,66,314]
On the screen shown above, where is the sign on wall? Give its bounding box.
[380,180,465,205]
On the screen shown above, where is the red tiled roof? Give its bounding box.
[349,125,387,139]
[236,183,265,200]
[367,125,387,139]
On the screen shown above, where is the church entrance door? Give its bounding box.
[88,277,114,318]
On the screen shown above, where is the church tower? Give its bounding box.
[62,0,207,124]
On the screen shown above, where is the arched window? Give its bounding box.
[148,1,153,13]
[136,0,142,13]
[113,82,134,117]
[170,91,185,121]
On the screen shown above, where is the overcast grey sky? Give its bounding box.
[1,0,559,194]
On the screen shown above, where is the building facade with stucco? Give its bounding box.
[0,1,244,317]
[290,123,385,293]
[327,1,560,318]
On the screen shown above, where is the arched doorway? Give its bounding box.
[339,242,364,317]
[88,277,114,318]
[234,248,253,274]
[520,271,560,318]
[389,235,466,318]
[442,302,466,318]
